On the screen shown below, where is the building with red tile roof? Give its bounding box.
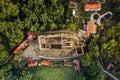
[106,63,114,70]
[40,60,53,66]
[85,4,101,11]
[64,60,72,67]
[85,31,91,38]
[13,40,28,54]
[13,31,36,54]
[87,21,97,33]
[85,21,97,37]
[27,31,36,41]
[28,58,37,67]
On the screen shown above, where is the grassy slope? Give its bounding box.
[33,66,78,80]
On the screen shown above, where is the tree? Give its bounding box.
[76,75,86,80]
[0,64,12,80]
[87,38,100,58]
[68,23,79,31]
[82,53,91,67]
[0,1,19,20]
[99,23,120,58]
[84,61,105,80]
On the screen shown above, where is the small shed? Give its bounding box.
[106,63,114,70]
[69,1,77,9]
[64,60,72,67]
[40,60,53,66]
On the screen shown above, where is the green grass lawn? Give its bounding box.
[33,66,78,80]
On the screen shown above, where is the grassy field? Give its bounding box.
[33,66,78,80]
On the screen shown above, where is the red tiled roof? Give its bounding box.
[87,21,97,33]
[85,21,97,37]
[106,63,114,70]
[85,4,101,11]
[29,57,35,64]
[64,60,72,67]
[41,60,53,66]
[28,62,37,67]
[13,40,28,54]
[86,31,91,38]
[64,62,72,67]
[27,31,36,40]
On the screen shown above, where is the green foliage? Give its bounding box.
[68,23,78,31]
[0,64,12,80]
[49,22,57,30]
[19,70,33,80]
[33,66,77,80]
[0,0,120,80]
[82,53,91,67]
[100,23,120,57]
[76,75,86,80]
[84,61,105,80]
[0,1,19,20]
[87,38,100,57]
[10,68,35,80]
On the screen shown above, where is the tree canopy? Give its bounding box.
[0,0,120,80]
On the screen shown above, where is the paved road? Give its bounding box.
[97,57,119,80]
[103,70,119,80]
